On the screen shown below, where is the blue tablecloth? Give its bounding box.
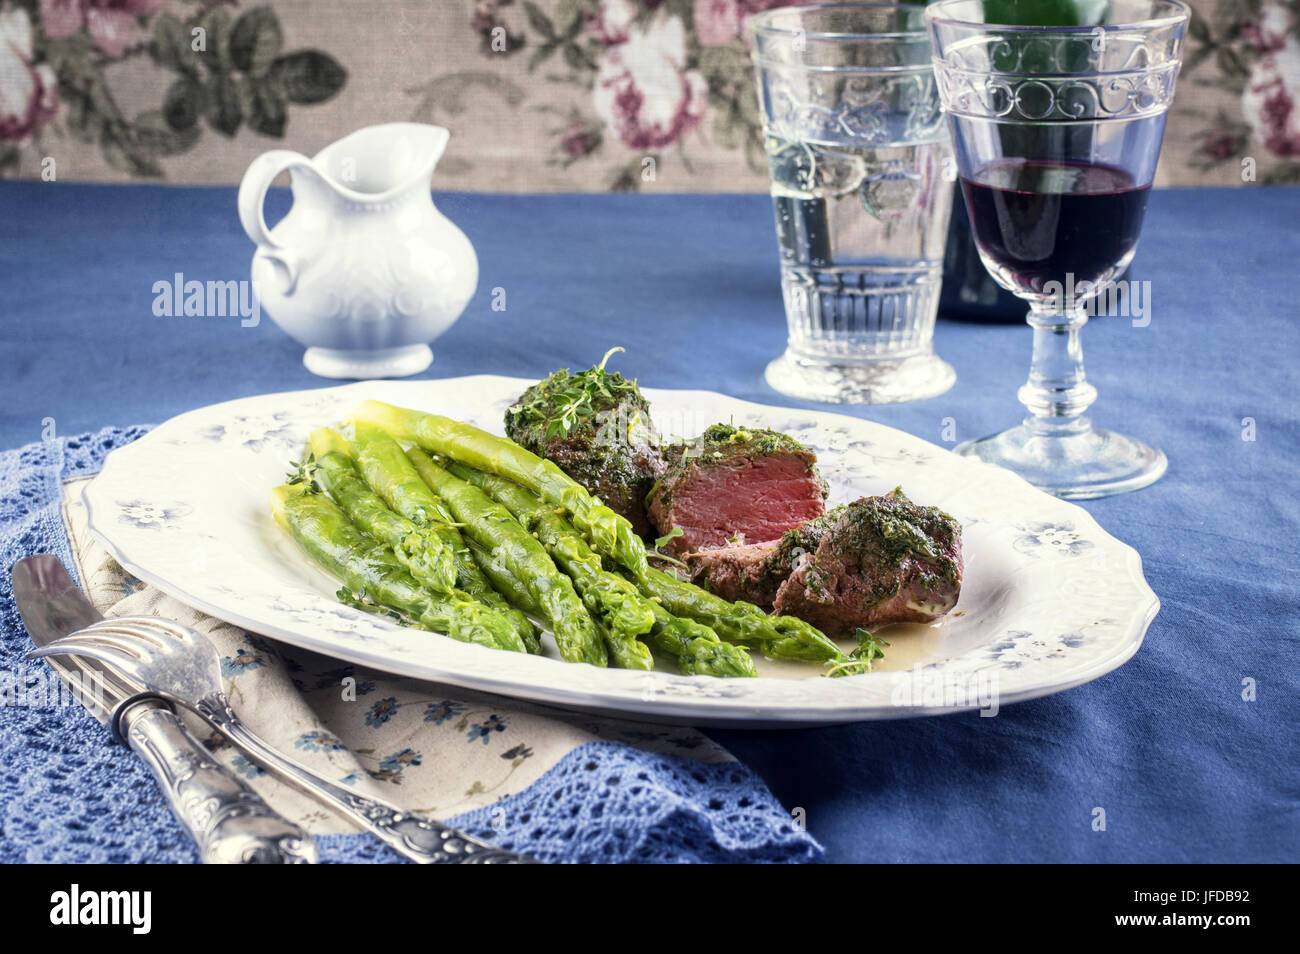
[1,182,1296,863]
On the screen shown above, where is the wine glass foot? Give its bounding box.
[955,421,1167,499]
[765,351,955,405]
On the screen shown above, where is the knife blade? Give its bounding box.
[11,555,318,864]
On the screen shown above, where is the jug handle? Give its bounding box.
[238,150,313,294]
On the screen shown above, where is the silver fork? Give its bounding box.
[30,616,538,864]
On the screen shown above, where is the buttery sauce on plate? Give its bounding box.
[750,617,952,680]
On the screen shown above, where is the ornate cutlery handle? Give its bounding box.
[119,698,318,864]
[195,693,536,864]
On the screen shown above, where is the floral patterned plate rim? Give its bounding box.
[81,376,1158,728]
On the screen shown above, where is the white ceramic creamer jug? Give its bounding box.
[238,123,477,378]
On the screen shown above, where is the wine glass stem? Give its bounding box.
[1016,304,1098,436]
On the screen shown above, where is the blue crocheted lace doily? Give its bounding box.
[0,427,822,864]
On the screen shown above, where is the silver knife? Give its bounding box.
[11,555,318,864]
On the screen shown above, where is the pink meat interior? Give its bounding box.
[670,455,824,550]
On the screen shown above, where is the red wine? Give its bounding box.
[960,160,1149,296]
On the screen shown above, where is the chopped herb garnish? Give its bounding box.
[505,346,648,443]
[825,629,890,678]
[286,454,322,494]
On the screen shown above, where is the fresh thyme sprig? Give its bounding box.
[285,453,322,494]
[506,346,644,441]
[825,629,890,678]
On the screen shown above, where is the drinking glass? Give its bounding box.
[927,0,1190,497]
[748,3,956,404]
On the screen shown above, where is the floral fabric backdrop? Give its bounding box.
[1,0,1297,188]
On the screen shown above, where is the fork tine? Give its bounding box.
[27,635,150,685]
[80,621,170,651]
[87,616,199,645]
[41,629,149,656]
[84,618,168,640]
[67,626,164,656]
[136,617,199,643]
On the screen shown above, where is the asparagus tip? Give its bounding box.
[308,426,351,459]
[269,483,305,527]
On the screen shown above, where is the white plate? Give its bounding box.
[81,377,1157,727]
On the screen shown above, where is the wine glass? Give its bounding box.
[926,0,1190,498]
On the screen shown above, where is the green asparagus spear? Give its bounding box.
[345,422,539,653]
[448,462,654,671]
[348,400,649,581]
[308,428,458,592]
[643,602,757,678]
[306,427,535,654]
[396,440,608,667]
[465,540,542,617]
[451,463,754,678]
[270,484,526,653]
[634,566,843,663]
[463,537,746,674]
